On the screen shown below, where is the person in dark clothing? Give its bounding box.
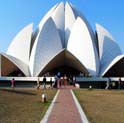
[53,75,57,88]
[43,76,46,89]
[118,77,121,89]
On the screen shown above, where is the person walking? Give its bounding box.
[105,78,111,89]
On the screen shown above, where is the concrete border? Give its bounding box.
[40,90,60,123]
[71,90,89,123]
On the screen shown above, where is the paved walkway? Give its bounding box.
[47,87,82,123]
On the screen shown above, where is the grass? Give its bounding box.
[0,88,57,123]
[74,89,124,123]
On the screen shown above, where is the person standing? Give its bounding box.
[64,75,67,87]
[57,78,60,89]
[118,77,121,89]
[73,76,76,87]
[37,77,40,90]
[50,78,53,89]
[52,75,57,88]
[57,72,61,89]
[43,76,46,89]
[11,78,15,89]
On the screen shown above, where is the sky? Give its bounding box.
[0,0,124,53]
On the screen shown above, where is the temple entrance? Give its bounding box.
[43,66,85,86]
[48,66,81,77]
[38,49,89,79]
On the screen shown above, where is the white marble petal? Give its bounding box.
[32,3,58,47]
[7,23,33,65]
[67,17,99,76]
[67,3,98,48]
[96,24,122,75]
[51,2,65,47]
[1,53,30,76]
[65,2,76,46]
[29,17,62,76]
[38,3,58,30]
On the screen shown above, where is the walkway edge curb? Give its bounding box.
[71,90,89,123]
[40,90,60,123]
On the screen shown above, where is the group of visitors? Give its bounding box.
[37,76,53,90]
[55,75,68,89]
[10,73,76,90]
[10,77,52,90]
[38,72,76,89]
[105,77,124,90]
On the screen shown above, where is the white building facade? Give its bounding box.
[0,2,124,77]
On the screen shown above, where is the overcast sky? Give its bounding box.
[0,0,124,53]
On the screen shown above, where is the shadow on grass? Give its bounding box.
[43,101,59,105]
[0,89,36,96]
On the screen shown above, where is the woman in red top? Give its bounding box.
[11,78,15,89]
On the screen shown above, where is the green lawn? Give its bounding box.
[0,88,57,123]
[74,89,124,123]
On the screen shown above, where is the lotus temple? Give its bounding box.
[0,2,124,83]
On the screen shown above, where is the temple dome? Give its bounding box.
[0,2,124,77]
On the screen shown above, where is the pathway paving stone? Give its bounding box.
[47,87,82,123]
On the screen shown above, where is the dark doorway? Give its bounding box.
[45,66,82,77]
